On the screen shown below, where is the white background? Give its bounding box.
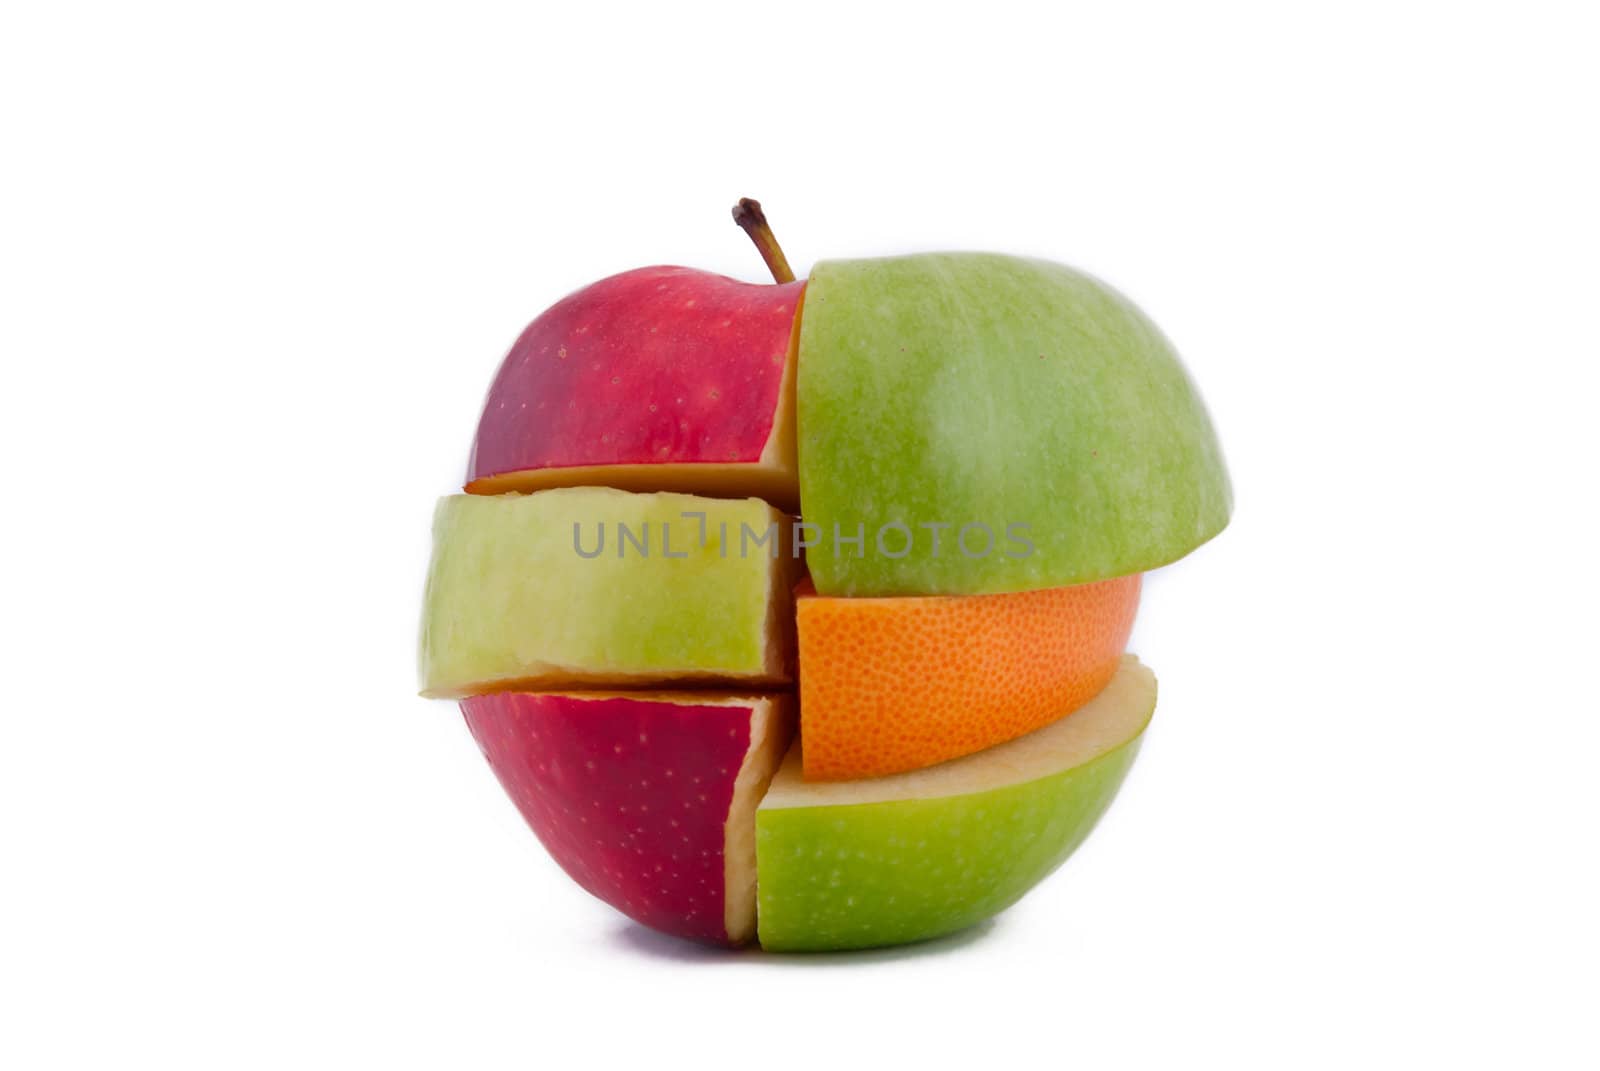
[3,2,1597,1068]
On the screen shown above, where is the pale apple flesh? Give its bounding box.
[755,656,1156,952]
[463,691,794,945]
[418,488,798,698]
[468,267,804,512]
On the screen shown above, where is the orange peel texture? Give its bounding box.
[796,574,1142,780]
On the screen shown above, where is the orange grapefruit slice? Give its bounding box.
[796,574,1141,780]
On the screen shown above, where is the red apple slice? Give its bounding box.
[462,690,795,945]
[467,267,804,512]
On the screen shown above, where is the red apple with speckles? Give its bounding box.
[462,691,794,945]
[467,202,805,511]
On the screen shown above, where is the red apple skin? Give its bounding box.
[467,267,803,494]
[462,692,759,945]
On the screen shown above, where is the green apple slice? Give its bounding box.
[797,254,1231,595]
[418,488,797,697]
[755,655,1155,951]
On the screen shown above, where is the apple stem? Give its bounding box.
[731,198,797,284]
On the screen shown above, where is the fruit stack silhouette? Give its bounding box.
[418,200,1230,951]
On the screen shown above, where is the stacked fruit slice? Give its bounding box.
[418,202,1230,951]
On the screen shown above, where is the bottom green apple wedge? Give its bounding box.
[755,655,1155,952]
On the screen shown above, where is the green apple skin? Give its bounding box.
[796,254,1231,596]
[756,744,1139,951]
[755,658,1155,952]
[418,488,794,697]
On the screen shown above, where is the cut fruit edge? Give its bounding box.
[422,663,795,702]
[723,694,795,942]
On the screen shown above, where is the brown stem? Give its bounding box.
[731,197,796,284]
